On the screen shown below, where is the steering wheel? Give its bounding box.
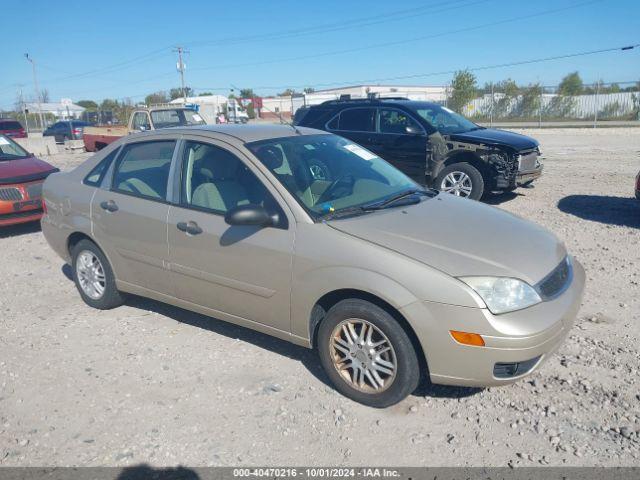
[317,174,355,204]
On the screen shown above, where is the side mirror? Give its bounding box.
[225,204,275,227]
[405,125,423,135]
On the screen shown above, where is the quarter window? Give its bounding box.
[112,141,175,200]
[84,148,118,186]
[379,109,422,134]
[181,141,277,215]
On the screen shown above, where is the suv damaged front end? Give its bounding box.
[485,147,543,190]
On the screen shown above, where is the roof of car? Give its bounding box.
[311,98,440,109]
[162,124,325,143]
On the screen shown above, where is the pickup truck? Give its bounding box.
[83,106,206,152]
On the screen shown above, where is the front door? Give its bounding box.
[167,138,295,333]
[373,108,429,182]
[91,139,176,295]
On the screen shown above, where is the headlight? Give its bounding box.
[459,277,541,314]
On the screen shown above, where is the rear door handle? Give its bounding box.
[100,200,118,212]
[177,221,203,236]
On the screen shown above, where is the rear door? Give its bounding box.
[166,137,295,333]
[91,139,177,295]
[372,108,429,181]
[326,107,376,151]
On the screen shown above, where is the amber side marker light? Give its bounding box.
[450,330,485,347]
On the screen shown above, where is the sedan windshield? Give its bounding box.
[0,135,29,161]
[248,134,426,218]
[150,109,206,128]
[412,104,480,134]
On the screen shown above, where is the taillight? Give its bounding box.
[42,198,47,214]
[73,128,82,135]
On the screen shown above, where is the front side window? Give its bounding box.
[150,109,206,129]
[248,134,419,218]
[181,141,276,215]
[379,108,422,134]
[413,104,479,134]
[331,108,375,132]
[112,141,175,200]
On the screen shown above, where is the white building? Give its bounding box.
[24,101,85,120]
[261,85,449,119]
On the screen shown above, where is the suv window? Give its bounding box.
[181,141,277,215]
[132,112,150,131]
[112,141,175,200]
[331,108,375,132]
[379,108,422,134]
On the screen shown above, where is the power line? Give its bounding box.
[187,0,490,48]
[193,43,638,92]
[189,0,605,73]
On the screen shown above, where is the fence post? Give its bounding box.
[538,87,543,128]
[593,81,600,128]
[490,83,494,128]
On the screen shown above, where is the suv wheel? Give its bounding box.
[435,162,485,200]
[317,299,420,408]
[71,239,126,309]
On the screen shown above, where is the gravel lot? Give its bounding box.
[1,128,639,467]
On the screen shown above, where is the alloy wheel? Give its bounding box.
[329,319,397,393]
[441,171,473,197]
[76,250,106,300]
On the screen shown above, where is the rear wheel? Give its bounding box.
[71,239,126,310]
[317,299,420,408]
[435,162,485,200]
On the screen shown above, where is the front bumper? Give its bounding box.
[401,259,585,387]
[0,181,45,227]
[516,164,543,185]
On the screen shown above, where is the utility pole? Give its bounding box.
[593,80,600,129]
[24,53,45,131]
[173,46,188,104]
[17,86,29,135]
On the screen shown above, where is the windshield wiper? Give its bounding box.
[362,188,432,211]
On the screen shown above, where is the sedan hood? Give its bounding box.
[0,155,58,185]
[328,194,565,285]
[449,128,538,151]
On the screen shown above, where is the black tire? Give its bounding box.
[435,162,485,200]
[71,239,126,310]
[317,299,420,408]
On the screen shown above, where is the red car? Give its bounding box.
[0,119,27,139]
[0,134,58,227]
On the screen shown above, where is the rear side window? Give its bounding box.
[112,141,175,200]
[330,108,375,132]
[84,148,119,186]
[0,121,22,130]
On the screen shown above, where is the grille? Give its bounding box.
[0,208,43,221]
[537,257,572,300]
[518,152,538,171]
[0,187,22,201]
[25,182,43,199]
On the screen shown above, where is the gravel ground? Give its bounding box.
[0,128,639,467]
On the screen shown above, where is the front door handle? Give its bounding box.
[177,221,203,235]
[100,200,119,212]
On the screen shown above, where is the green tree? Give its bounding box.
[198,92,214,96]
[77,100,98,110]
[303,87,315,94]
[558,72,583,96]
[448,70,477,113]
[240,88,255,98]
[169,87,193,100]
[278,88,296,97]
[145,91,169,105]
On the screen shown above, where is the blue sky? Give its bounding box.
[0,0,638,109]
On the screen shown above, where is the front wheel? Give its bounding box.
[435,162,485,200]
[317,299,420,408]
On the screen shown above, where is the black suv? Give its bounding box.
[293,97,542,200]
